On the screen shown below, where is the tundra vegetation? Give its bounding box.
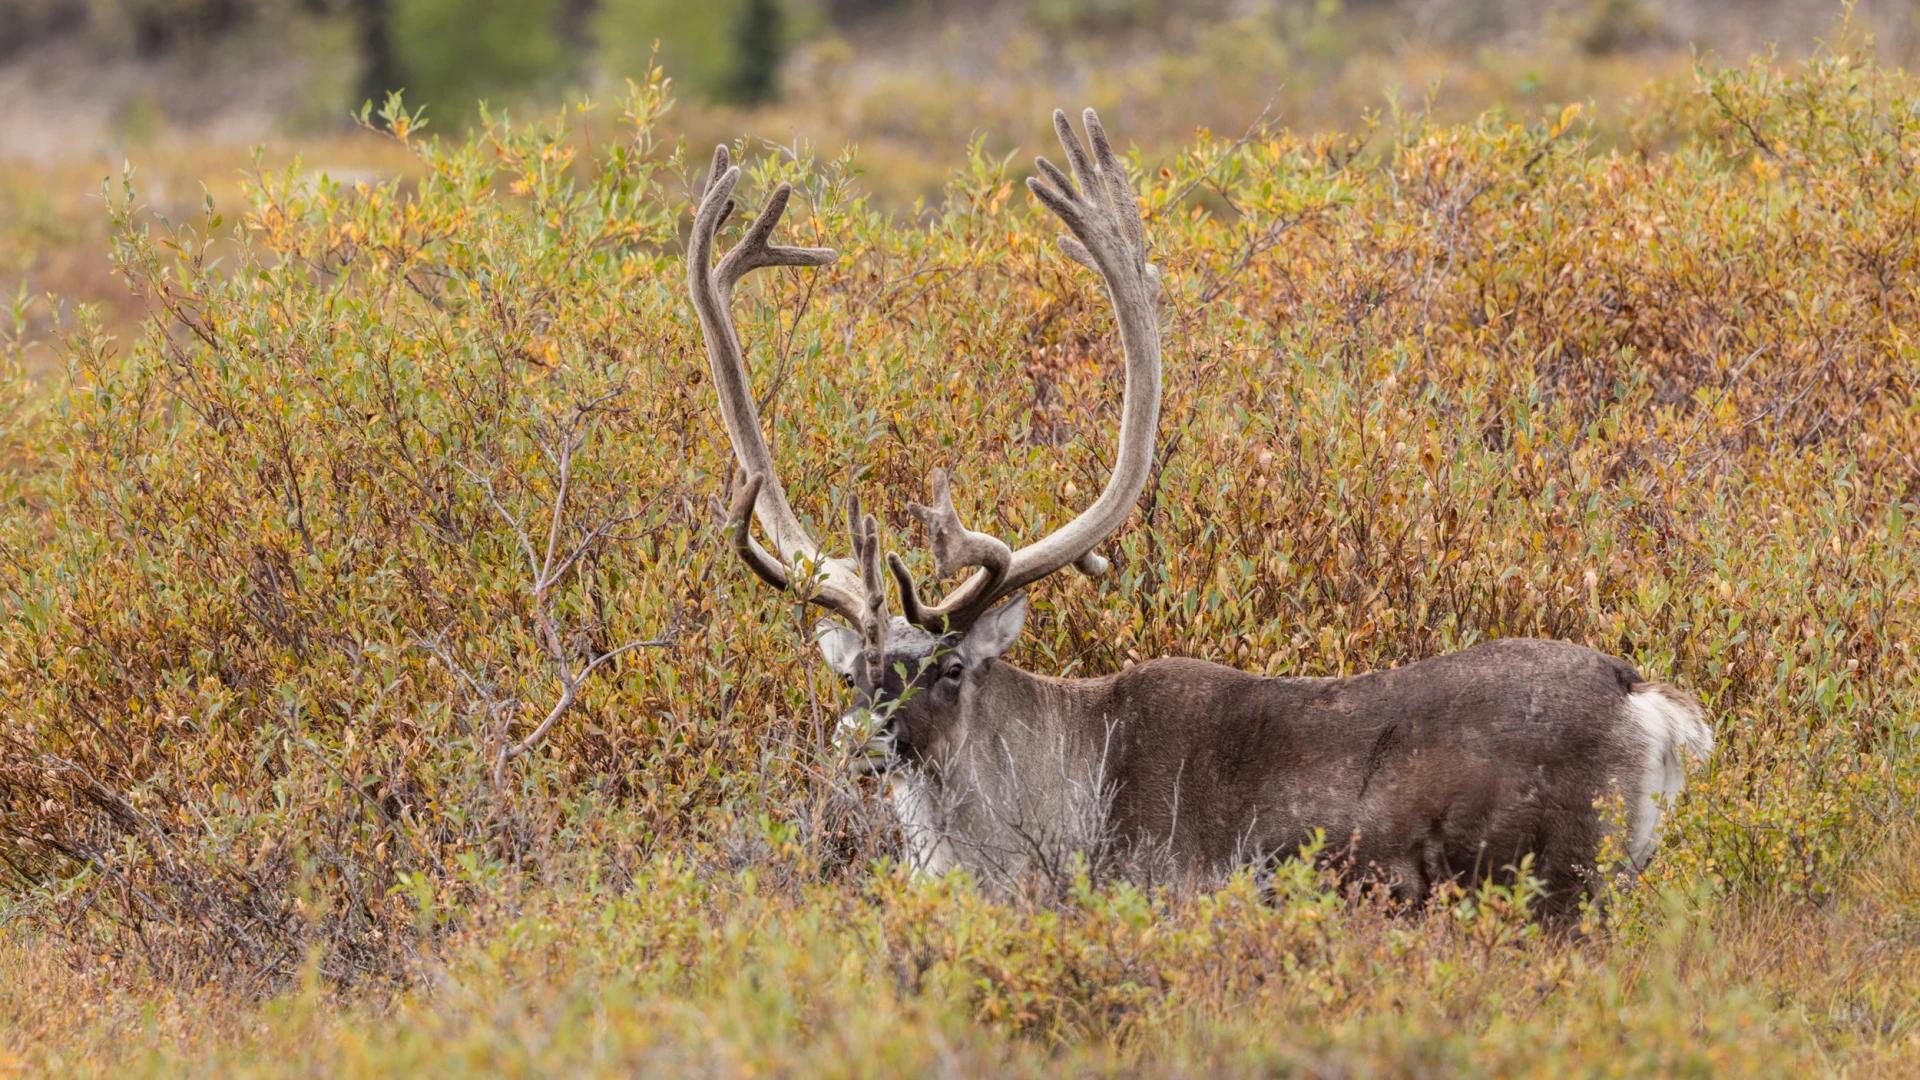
[2,46,1919,1077]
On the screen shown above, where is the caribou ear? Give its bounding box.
[816,622,866,680]
[959,595,1029,664]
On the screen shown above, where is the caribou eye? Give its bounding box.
[942,661,964,681]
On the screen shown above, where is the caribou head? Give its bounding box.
[689,109,1154,772]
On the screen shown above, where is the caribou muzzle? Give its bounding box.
[835,706,899,775]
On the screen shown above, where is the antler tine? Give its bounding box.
[883,552,925,628]
[847,494,889,687]
[695,145,739,233]
[898,469,1012,631]
[915,108,1163,629]
[689,144,866,624]
[1081,109,1148,265]
[725,474,790,590]
[717,183,837,293]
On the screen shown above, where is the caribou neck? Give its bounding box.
[893,660,1119,882]
[949,660,1112,767]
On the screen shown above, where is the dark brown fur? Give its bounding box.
[856,632,1662,921]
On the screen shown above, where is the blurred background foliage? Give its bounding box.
[4,1,1918,135]
[8,0,1920,361]
[2,1,1918,1074]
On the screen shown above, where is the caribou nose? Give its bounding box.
[835,707,896,774]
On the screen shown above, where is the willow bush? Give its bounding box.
[1,49,1916,1068]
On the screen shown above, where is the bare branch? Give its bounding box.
[473,397,673,791]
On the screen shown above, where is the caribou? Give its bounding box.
[686,109,1713,919]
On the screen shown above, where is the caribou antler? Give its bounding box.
[900,108,1162,631]
[689,146,871,623]
[695,110,1161,638]
[890,468,1012,628]
[846,494,888,688]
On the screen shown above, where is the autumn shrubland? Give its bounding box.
[2,35,1919,1077]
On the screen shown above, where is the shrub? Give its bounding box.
[0,43,1916,1069]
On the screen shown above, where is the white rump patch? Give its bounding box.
[1622,684,1714,870]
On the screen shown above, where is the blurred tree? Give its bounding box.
[825,0,905,20]
[556,0,598,47]
[723,0,785,104]
[1033,0,1180,36]
[1,0,88,59]
[49,0,271,57]
[386,0,568,119]
[595,0,739,101]
[1576,0,1667,56]
[350,0,400,109]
